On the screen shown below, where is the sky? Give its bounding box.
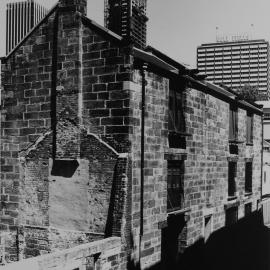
[1,0,270,67]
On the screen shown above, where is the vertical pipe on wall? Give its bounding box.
[139,63,148,261]
[261,112,264,202]
[51,10,59,160]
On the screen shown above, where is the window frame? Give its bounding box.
[228,161,237,198]
[245,162,253,194]
[168,81,187,149]
[167,160,184,212]
[229,104,238,142]
[168,88,186,135]
[246,112,253,145]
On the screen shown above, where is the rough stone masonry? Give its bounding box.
[0,0,263,269]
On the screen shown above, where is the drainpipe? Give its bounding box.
[139,63,147,261]
[51,10,59,160]
[261,113,264,202]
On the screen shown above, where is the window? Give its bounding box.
[228,162,237,198]
[168,85,186,149]
[167,160,184,212]
[229,104,238,141]
[225,207,238,226]
[169,89,185,133]
[229,104,238,154]
[246,112,253,144]
[245,203,252,216]
[245,162,252,193]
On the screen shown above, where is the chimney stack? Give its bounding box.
[59,0,87,16]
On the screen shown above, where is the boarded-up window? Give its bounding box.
[246,113,253,144]
[245,162,252,193]
[169,89,186,133]
[168,88,186,149]
[228,162,237,197]
[229,104,238,141]
[167,160,184,212]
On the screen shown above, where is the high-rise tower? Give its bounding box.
[104,0,148,49]
[197,39,270,100]
[6,0,48,55]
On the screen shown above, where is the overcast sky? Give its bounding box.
[1,0,270,67]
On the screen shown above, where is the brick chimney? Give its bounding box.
[59,0,87,16]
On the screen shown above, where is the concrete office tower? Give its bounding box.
[197,39,270,100]
[104,0,148,49]
[6,0,48,55]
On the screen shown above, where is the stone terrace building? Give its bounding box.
[0,0,263,269]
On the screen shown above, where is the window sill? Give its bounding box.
[229,140,245,144]
[164,151,187,160]
[224,198,240,209]
[167,207,191,216]
[227,156,239,162]
[227,195,237,201]
[246,143,253,146]
[169,131,192,137]
[244,192,253,197]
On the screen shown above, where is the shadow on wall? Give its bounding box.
[127,210,270,270]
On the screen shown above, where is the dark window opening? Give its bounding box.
[167,160,184,212]
[246,112,253,144]
[245,203,252,216]
[168,86,186,149]
[229,104,238,141]
[225,206,238,226]
[229,143,238,155]
[245,162,252,193]
[51,159,79,178]
[228,162,237,198]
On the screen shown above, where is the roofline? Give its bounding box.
[145,45,187,72]
[205,81,236,98]
[1,4,124,62]
[1,3,58,61]
[81,16,123,42]
[133,47,179,74]
[198,39,269,48]
[183,75,263,115]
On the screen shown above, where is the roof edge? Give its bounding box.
[81,16,123,43]
[184,75,263,115]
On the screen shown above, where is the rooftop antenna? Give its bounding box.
[250,24,254,40]
[215,26,219,42]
